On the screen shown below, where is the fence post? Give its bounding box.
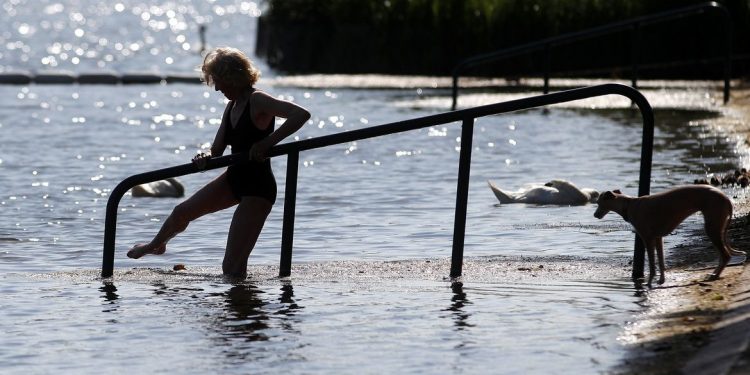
[631,22,640,89]
[451,117,475,278]
[451,74,459,110]
[279,151,299,277]
[543,44,551,94]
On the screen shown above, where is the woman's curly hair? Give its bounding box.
[201,47,260,88]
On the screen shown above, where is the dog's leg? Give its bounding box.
[645,239,657,286]
[723,216,746,256]
[708,253,730,281]
[656,237,666,285]
[705,216,732,280]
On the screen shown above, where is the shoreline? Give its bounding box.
[613,80,750,374]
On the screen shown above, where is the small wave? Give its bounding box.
[508,222,632,233]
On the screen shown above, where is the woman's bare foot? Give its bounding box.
[127,243,166,259]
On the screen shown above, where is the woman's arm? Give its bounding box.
[210,103,231,156]
[249,91,311,161]
[193,102,231,169]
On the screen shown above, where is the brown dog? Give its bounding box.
[593,185,743,285]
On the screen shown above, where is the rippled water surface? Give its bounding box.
[0,0,262,73]
[2,263,639,374]
[1,84,743,272]
[1,1,747,374]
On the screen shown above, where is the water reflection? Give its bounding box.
[99,281,119,313]
[276,282,303,333]
[204,282,305,363]
[98,278,305,361]
[220,284,270,342]
[445,282,474,330]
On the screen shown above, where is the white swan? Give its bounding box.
[131,177,185,198]
[488,179,599,205]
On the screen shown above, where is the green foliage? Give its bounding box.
[266,0,645,42]
[260,0,749,75]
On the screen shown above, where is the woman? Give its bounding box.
[127,47,311,278]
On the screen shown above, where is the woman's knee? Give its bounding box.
[170,202,195,228]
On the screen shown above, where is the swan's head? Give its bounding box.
[584,189,600,203]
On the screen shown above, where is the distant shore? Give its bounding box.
[257,0,749,77]
[0,71,201,84]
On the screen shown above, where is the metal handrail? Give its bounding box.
[102,83,654,282]
[451,1,732,110]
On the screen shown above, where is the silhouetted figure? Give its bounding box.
[127,47,311,279]
[198,24,207,55]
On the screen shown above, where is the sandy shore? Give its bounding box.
[609,81,750,375]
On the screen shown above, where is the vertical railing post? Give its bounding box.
[632,97,655,282]
[451,117,475,278]
[279,151,299,277]
[101,194,122,278]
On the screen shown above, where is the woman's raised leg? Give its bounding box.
[128,172,238,258]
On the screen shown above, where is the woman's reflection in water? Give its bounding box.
[222,284,270,341]
[213,281,304,360]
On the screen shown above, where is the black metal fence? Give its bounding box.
[102,83,654,281]
[451,1,732,110]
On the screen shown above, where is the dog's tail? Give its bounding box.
[487,180,515,204]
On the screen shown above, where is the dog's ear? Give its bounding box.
[599,191,616,201]
[613,189,622,194]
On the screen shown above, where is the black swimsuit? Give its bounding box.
[223,92,277,204]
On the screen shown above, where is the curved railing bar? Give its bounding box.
[103,83,654,281]
[451,1,732,110]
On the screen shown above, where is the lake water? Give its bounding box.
[0,1,747,374]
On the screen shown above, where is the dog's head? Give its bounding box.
[593,189,622,219]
